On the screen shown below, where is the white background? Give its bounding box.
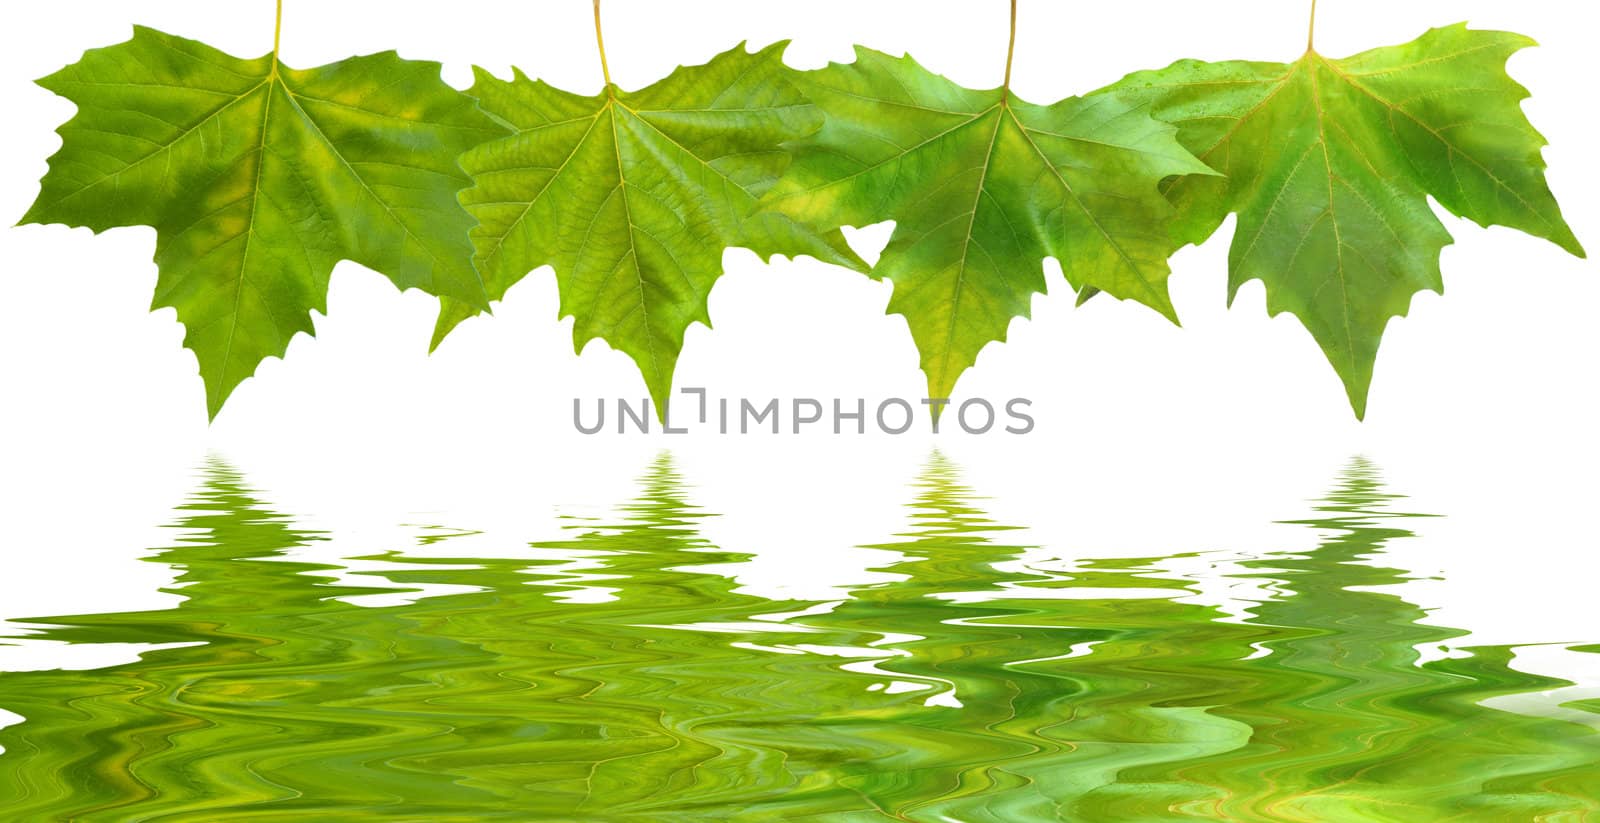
[0,1,1596,680]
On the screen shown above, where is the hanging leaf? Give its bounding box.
[20,26,509,418]
[439,41,867,416]
[1098,22,1584,417]
[761,47,1213,402]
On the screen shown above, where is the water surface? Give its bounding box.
[0,455,1595,820]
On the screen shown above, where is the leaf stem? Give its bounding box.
[273,0,283,61]
[1002,0,1018,101]
[1306,0,1318,53]
[594,0,613,90]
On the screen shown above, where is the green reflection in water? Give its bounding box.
[0,455,1595,820]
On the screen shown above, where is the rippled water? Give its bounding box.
[0,454,1596,820]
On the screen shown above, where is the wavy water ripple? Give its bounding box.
[0,455,1595,820]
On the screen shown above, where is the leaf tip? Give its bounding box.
[1348,392,1370,422]
[1150,294,1182,327]
[1224,277,1246,310]
[203,385,232,424]
[15,204,44,228]
[1334,360,1374,422]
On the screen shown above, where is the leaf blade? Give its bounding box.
[444,42,868,417]
[1101,24,1583,417]
[766,48,1211,400]
[21,26,508,418]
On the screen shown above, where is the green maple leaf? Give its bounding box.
[438,41,867,416]
[1099,22,1585,418]
[760,47,1213,402]
[20,26,508,419]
